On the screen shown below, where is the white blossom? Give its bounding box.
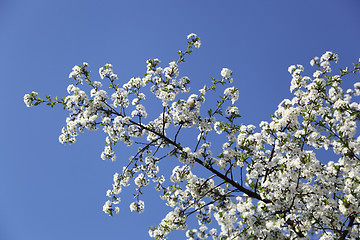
[221,68,232,79]
[224,86,239,104]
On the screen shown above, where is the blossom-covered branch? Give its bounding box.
[25,34,360,239]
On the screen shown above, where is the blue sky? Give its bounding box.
[1,0,360,239]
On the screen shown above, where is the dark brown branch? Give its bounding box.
[340,212,357,240]
[130,118,272,204]
[101,100,272,204]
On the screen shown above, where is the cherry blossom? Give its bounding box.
[25,34,360,239]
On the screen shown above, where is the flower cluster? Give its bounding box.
[221,68,232,80]
[187,33,201,48]
[25,35,360,239]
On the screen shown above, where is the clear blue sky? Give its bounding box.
[1,0,360,239]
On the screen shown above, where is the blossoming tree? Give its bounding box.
[24,34,360,239]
